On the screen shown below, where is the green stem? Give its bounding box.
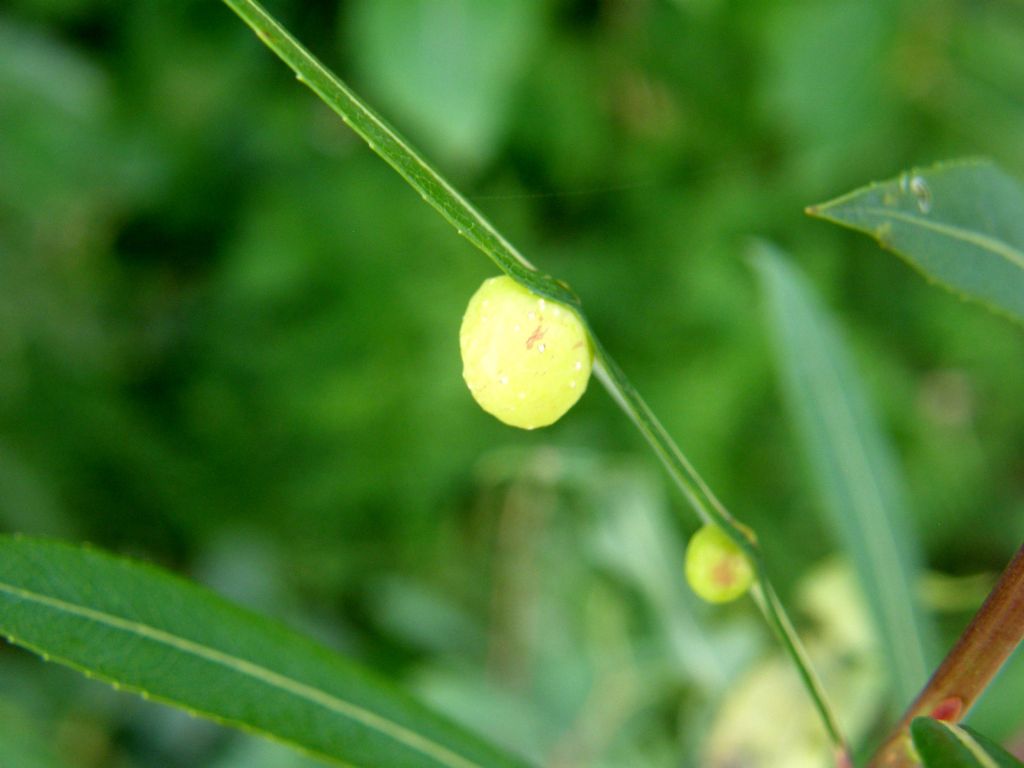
[220,0,848,757]
[594,352,846,752]
[220,0,577,309]
[752,583,846,752]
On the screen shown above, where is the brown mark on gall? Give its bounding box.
[526,326,546,350]
[712,559,736,586]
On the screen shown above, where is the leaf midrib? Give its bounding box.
[945,724,1002,768]
[859,207,1024,270]
[0,581,481,768]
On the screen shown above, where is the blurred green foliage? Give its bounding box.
[1,0,1022,765]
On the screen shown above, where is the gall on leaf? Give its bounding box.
[685,524,755,604]
[460,276,593,430]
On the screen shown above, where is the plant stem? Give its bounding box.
[221,0,848,756]
[220,0,577,310]
[869,542,1024,767]
[594,353,847,754]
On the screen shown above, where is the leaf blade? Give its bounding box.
[807,159,1024,324]
[912,717,1024,768]
[756,247,936,705]
[0,536,532,768]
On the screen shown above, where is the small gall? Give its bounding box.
[685,524,755,604]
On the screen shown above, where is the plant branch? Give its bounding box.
[221,0,848,757]
[594,353,847,753]
[869,542,1024,767]
[220,0,577,309]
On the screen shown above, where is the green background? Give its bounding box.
[1,0,1022,765]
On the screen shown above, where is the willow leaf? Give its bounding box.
[807,159,1024,324]
[0,536,531,768]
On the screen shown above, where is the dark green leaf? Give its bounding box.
[807,159,1024,324]
[0,536,532,768]
[912,717,1024,768]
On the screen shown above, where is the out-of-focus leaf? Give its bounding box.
[0,699,67,768]
[703,562,886,768]
[0,537,533,768]
[758,1,896,183]
[588,464,752,692]
[911,717,1024,768]
[756,247,935,705]
[209,736,326,768]
[344,0,541,169]
[807,160,1024,324]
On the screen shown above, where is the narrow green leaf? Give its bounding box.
[221,0,576,310]
[912,717,1024,768]
[218,0,849,751]
[807,159,1024,324]
[756,247,936,705]
[0,536,532,768]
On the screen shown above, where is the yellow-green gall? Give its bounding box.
[685,524,755,604]
[460,275,593,430]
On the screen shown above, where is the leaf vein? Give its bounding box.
[0,581,480,768]
[860,207,1024,270]
[946,723,1001,768]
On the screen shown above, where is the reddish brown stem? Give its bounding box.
[869,542,1024,767]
